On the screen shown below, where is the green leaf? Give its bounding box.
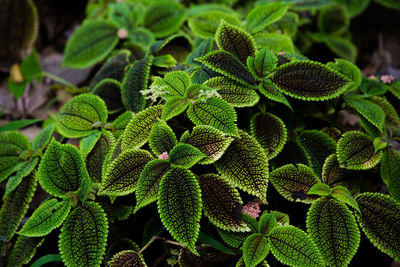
[6,236,44,267]
[258,213,278,235]
[162,96,190,121]
[251,112,287,160]
[151,71,190,100]
[307,182,332,197]
[277,0,335,9]
[92,78,123,113]
[18,198,71,237]
[0,174,36,254]
[318,5,349,35]
[121,105,163,150]
[271,210,290,226]
[380,148,400,201]
[32,123,55,152]
[331,185,360,211]
[269,164,320,203]
[187,97,239,137]
[97,196,133,222]
[258,80,293,111]
[247,48,278,80]
[37,139,90,199]
[108,2,142,30]
[369,96,400,136]
[198,231,235,255]
[30,254,63,267]
[246,2,292,34]
[121,54,153,112]
[253,33,294,53]
[99,149,152,196]
[80,130,102,159]
[298,130,337,177]
[55,94,108,138]
[62,20,119,68]
[306,197,360,267]
[355,193,400,262]
[180,125,234,164]
[344,95,385,132]
[0,119,41,132]
[271,60,350,101]
[149,120,177,156]
[323,35,357,63]
[3,158,38,200]
[204,76,260,107]
[215,20,256,65]
[243,233,269,267]
[374,0,400,9]
[134,159,170,213]
[272,140,311,168]
[334,0,370,17]
[59,202,108,267]
[188,10,241,39]
[197,50,257,86]
[108,250,146,267]
[337,131,383,170]
[199,174,246,231]
[359,77,387,96]
[268,225,324,267]
[217,228,250,248]
[143,1,185,38]
[387,81,400,100]
[326,58,361,92]
[241,213,259,233]
[215,130,269,202]
[169,143,205,168]
[158,167,202,255]
[112,111,133,139]
[186,38,213,66]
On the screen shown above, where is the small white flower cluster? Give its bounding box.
[140,84,167,102]
[198,89,221,102]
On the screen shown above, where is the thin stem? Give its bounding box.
[42,71,77,89]
[138,236,182,255]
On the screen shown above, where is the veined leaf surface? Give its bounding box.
[217,228,249,248]
[162,96,190,121]
[92,78,123,113]
[246,2,292,34]
[151,71,190,100]
[32,123,55,152]
[112,111,133,139]
[243,233,269,267]
[108,250,146,267]
[247,48,277,79]
[258,213,278,235]
[380,148,400,201]
[149,120,177,156]
[169,143,205,168]
[258,80,293,111]
[6,235,44,267]
[3,158,38,200]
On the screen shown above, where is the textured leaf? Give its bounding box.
[19,198,71,237]
[158,167,202,254]
[243,233,269,267]
[92,78,124,113]
[269,164,320,203]
[268,225,324,267]
[318,5,349,35]
[80,130,102,159]
[149,120,177,156]
[251,112,287,160]
[0,174,36,254]
[271,60,350,101]
[323,35,357,63]
[0,119,41,133]
[59,202,108,267]
[246,2,292,34]
[337,131,383,170]
[134,159,170,213]
[55,94,108,138]
[187,97,239,137]
[204,76,260,107]
[121,105,163,150]
[112,111,133,139]
[144,1,185,38]
[197,50,257,86]
[162,96,190,121]
[355,193,400,262]
[128,28,155,50]
[359,77,387,96]
[326,58,361,92]
[272,140,311,168]
[253,33,295,53]
[3,158,38,200]
[216,20,256,65]
[102,137,123,177]
[186,38,213,66]
[215,130,269,202]
[108,250,146,267]
[32,123,55,152]
[121,54,153,112]
[99,149,152,196]
[6,235,44,267]
[180,125,234,164]
[307,197,360,267]
[387,81,400,100]
[380,148,400,201]
[169,143,205,168]
[369,96,400,136]
[199,174,246,231]
[151,71,191,100]
[298,130,337,177]
[97,197,133,222]
[108,2,142,30]
[331,186,360,211]
[307,182,332,197]
[270,211,290,226]
[258,80,292,111]
[258,213,278,235]
[344,95,385,132]
[198,231,235,255]
[62,20,119,68]
[38,139,89,198]
[217,228,249,248]
[247,48,277,80]
[188,10,241,39]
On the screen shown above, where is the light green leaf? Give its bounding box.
[6,235,44,267]
[337,131,383,170]
[187,97,239,137]
[380,148,400,201]
[306,197,360,267]
[186,38,213,66]
[198,231,235,255]
[271,60,350,101]
[253,33,294,53]
[59,202,108,267]
[158,167,202,255]
[121,54,153,112]
[269,164,320,203]
[32,123,55,152]
[246,2,292,34]
[355,193,400,262]
[80,130,102,159]
[3,158,38,200]
[128,28,155,49]
[0,119,41,133]
[169,143,205,168]
[326,58,361,92]
[250,112,287,160]
[92,78,123,113]
[258,80,293,111]
[62,20,119,68]
[112,111,133,139]
[108,2,142,30]
[99,149,152,196]
[180,125,234,164]
[121,105,163,150]
[268,225,324,267]
[162,96,190,121]
[307,182,332,197]
[247,48,277,80]
[359,77,387,96]
[149,120,177,156]
[37,139,90,199]
[151,71,190,100]
[108,250,146,267]
[243,233,269,267]
[18,198,71,237]
[152,54,176,68]
[270,0,335,9]
[369,96,400,137]
[258,213,278,235]
[55,94,108,138]
[217,228,250,248]
[331,185,360,211]
[215,130,269,202]
[199,174,246,231]
[387,81,400,100]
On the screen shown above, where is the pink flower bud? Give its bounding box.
[158,152,169,160]
[380,75,395,84]
[117,28,128,39]
[242,199,262,218]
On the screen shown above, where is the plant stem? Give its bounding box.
[138,236,182,255]
[42,71,77,89]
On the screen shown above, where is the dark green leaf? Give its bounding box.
[217,228,250,248]
[258,80,293,111]
[247,48,277,79]
[380,148,400,201]
[369,96,400,137]
[150,71,190,100]
[112,111,133,139]
[326,58,361,92]
[80,130,102,159]
[246,2,292,34]
[108,2,142,30]
[129,28,156,50]
[92,78,124,113]
[334,0,370,17]
[3,158,38,200]
[198,231,235,255]
[30,254,63,267]
[97,196,133,222]
[277,0,335,9]
[258,213,278,235]
[243,233,269,267]
[32,123,55,152]
[359,77,387,96]
[169,143,204,168]
[186,38,213,66]
[323,35,357,63]
[162,96,190,121]
[6,236,44,267]
[318,5,349,35]
[149,120,177,156]
[387,81,400,100]
[0,119,41,132]
[271,210,290,226]
[374,0,400,9]
[108,250,146,267]
[272,140,311,168]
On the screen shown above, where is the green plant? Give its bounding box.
[1,1,400,267]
